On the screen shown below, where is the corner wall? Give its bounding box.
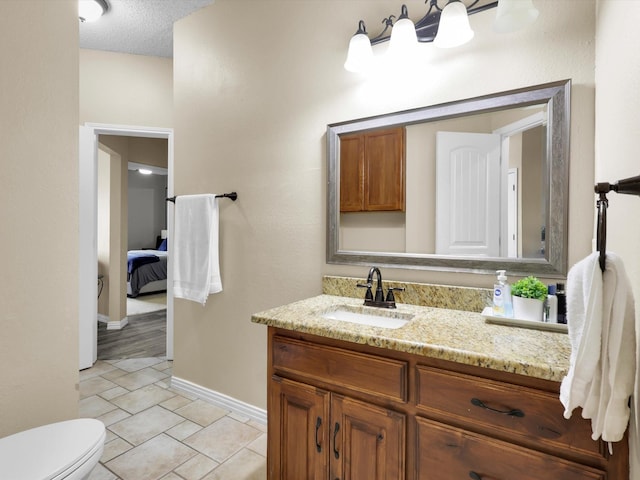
[595,1,640,317]
[0,1,79,436]
[173,0,596,410]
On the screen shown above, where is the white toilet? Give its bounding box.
[0,418,105,480]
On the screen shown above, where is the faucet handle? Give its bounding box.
[385,287,405,303]
[356,282,374,301]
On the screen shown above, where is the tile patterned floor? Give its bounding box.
[81,357,267,480]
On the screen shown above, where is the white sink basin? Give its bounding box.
[320,305,413,329]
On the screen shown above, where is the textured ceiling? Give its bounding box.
[79,0,215,58]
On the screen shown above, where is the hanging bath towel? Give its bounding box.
[173,194,222,305]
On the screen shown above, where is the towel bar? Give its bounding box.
[166,192,238,203]
[594,174,640,271]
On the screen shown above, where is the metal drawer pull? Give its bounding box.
[470,397,525,417]
[333,422,340,459]
[315,417,322,452]
[469,471,482,480]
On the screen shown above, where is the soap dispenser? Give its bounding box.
[493,270,513,317]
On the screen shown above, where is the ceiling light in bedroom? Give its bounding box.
[138,168,153,175]
[78,0,109,22]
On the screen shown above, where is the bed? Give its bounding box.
[127,249,168,297]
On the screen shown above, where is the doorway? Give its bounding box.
[79,124,174,370]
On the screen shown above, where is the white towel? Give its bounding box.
[173,194,222,305]
[560,251,637,478]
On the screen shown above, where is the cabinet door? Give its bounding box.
[269,376,330,480]
[364,127,405,211]
[340,133,365,212]
[331,394,405,480]
[416,416,606,480]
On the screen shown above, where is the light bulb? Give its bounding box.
[434,1,474,49]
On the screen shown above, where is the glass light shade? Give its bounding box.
[388,17,418,55]
[344,33,374,73]
[434,1,474,49]
[78,0,105,22]
[494,0,539,33]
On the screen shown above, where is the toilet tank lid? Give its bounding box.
[0,418,105,480]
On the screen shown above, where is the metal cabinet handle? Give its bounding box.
[333,422,340,459]
[315,417,322,453]
[469,471,482,480]
[470,397,525,417]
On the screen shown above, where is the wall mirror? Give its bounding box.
[326,80,570,277]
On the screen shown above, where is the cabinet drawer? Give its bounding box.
[416,416,606,480]
[416,365,603,459]
[272,336,407,402]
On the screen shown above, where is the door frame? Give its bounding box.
[79,123,174,369]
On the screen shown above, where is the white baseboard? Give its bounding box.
[106,316,129,330]
[97,314,109,324]
[171,376,267,426]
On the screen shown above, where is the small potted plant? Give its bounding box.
[511,276,548,322]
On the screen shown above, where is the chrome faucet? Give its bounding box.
[357,267,405,309]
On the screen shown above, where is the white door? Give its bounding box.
[436,132,502,257]
[79,126,98,369]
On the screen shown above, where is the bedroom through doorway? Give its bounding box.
[97,135,169,360]
[80,124,174,370]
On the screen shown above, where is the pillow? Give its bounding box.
[158,238,167,251]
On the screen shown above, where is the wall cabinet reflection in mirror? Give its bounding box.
[327,80,570,277]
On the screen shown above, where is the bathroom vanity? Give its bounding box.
[252,293,629,480]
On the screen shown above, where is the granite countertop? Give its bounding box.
[251,294,571,383]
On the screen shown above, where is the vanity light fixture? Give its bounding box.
[138,168,153,175]
[344,0,539,72]
[78,0,109,22]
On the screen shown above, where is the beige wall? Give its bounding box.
[173,0,596,410]
[595,1,640,314]
[80,49,172,127]
[0,1,79,437]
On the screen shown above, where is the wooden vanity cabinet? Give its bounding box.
[268,333,406,480]
[267,328,628,480]
[339,126,406,212]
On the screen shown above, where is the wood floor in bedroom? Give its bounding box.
[98,310,167,360]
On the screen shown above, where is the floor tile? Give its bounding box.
[111,384,176,414]
[202,448,266,480]
[96,408,131,427]
[80,376,120,399]
[160,394,193,411]
[99,385,130,401]
[81,356,267,480]
[159,473,182,480]
[88,463,119,480]
[81,361,118,381]
[109,405,185,446]
[102,436,134,462]
[174,453,219,480]
[80,395,118,418]
[247,419,268,433]
[184,417,263,463]
[111,370,164,391]
[160,472,184,480]
[137,366,169,381]
[106,434,197,480]
[247,433,267,457]
[100,367,129,381]
[112,357,165,373]
[175,399,228,427]
[166,420,203,441]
